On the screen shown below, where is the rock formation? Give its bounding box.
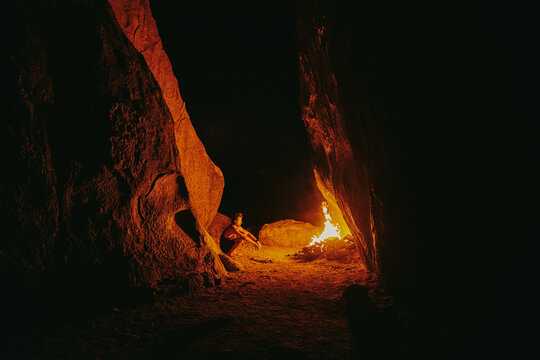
[297,1,456,286]
[1,0,225,322]
[207,213,233,242]
[107,0,224,227]
[296,2,540,355]
[297,2,384,274]
[218,253,243,272]
[259,220,321,248]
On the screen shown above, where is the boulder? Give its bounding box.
[207,213,233,243]
[0,0,225,319]
[259,220,322,248]
[107,0,224,227]
[218,253,243,272]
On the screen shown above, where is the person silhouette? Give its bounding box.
[220,213,261,256]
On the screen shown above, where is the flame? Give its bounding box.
[309,202,341,246]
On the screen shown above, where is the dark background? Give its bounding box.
[321,0,540,356]
[150,0,324,228]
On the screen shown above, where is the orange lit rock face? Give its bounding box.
[108,0,224,227]
[259,220,322,248]
[1,0,224,308]
[297,2,382,274]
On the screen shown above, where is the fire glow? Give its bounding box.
[309,202,342,246]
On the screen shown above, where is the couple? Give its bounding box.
[220,213,261,256]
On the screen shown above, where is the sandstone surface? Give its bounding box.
[218,253,243,272]
[259,220,322,248]
[108,0,224,227]
[297,1,391,275]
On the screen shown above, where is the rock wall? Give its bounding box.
[107,0,224,227]
[297,0,468,288]
[297,0,540,355]
[297,2,384,275]
[0,0,225,322]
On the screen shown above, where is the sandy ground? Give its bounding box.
[15,246,371,359]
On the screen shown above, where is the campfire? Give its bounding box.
[309,202,342,246]
[294,202,357,262]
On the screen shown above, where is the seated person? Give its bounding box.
[220,213,261,256]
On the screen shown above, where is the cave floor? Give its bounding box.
[25,246,369,359]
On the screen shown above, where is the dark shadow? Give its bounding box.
[175,174,190,200]
[343,284,412,358]
[151,317,234,359]
[174,210,201,246]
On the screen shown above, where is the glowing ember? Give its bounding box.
[310,202,341,246]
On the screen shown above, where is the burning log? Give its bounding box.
[293,202,357,262]
[293,236,358,263]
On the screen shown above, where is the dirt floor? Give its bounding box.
[13,246,377,360]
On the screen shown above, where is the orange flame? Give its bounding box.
[310,202,341,246]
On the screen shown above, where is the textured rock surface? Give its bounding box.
[108,0,224,227]
[296,4,540,357]
[1,0,225,320]
[207,213,233,243]
[297,3,382,273]
[218,253,243,272]
[259,220,321,248]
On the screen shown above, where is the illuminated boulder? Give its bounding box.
[259,220,322,248]
[0,0,225,315]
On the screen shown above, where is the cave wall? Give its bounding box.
[0,0,225,322]
[297,1,386,275]
[297,0,471,290]
[297,0,539,355]
[107,0,224,227]
[297,0,479,305]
